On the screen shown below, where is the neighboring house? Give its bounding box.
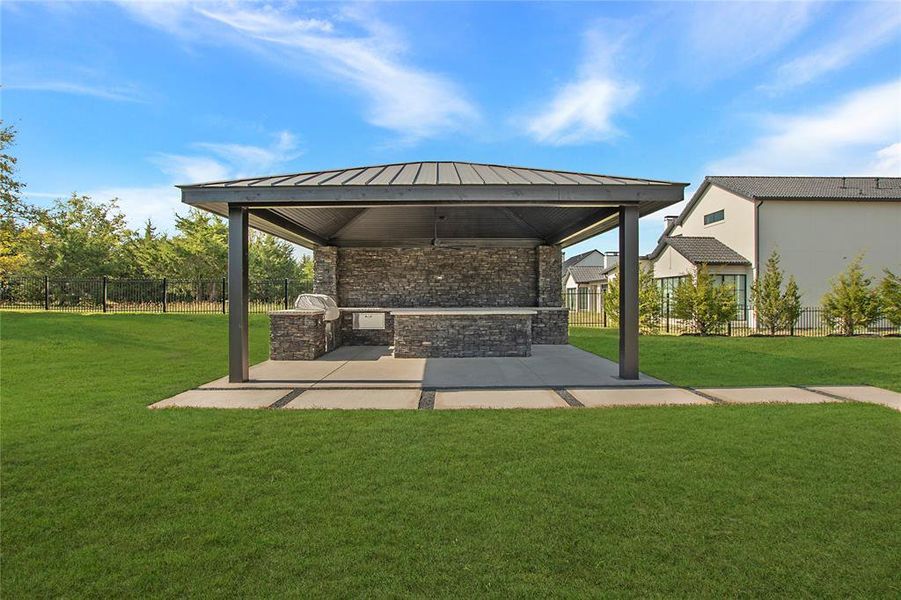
[563,250,618,311]
[646,176,901,309]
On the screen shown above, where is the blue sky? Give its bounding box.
[3,1,900,257]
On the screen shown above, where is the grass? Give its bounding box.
[570,327,901,392]
[1,312,899,598]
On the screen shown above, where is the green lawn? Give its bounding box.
[570,327,901,392]
[2,312,900,598]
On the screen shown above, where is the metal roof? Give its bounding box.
[179,161,687,248]
[706,176,901,200]
[180,161,681,188]
[662,236,751,265]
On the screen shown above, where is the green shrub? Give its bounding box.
[821,256,880,336]
[751,250,802,334]
[603,264,662,334]
[672,264,737,335]
[878,269,900,328]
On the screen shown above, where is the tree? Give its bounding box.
[603,264,662,334]
[671,264,737,335]
[821,256,880,336]
[20,194,134,277]
[0,121,40,278]
[877,269,900,328]
[249,232,302,280]
[167,209,228,279]
[127,219,175,278]
[751,250,802,334]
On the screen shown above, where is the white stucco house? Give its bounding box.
[646,176,901,309]
[562,250,618,311]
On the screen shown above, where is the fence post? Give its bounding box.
[284,278,289,310]
[162,278,168,313]
[665,299,670,333]
[222,277,227,314]
[102,276,108,313]
[727,320,732,336]
[44,275,50,310]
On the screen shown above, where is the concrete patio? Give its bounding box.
[197,344,667,390]
[149,344,901,411]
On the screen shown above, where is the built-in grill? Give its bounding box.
[293,293,340,321]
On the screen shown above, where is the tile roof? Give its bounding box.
[562,250,599,272]
[706,176,901,200]
[180,161,683,188]
[567,264,616,283]
[663,236,751,265]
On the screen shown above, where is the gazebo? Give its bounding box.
[178,162,686,383]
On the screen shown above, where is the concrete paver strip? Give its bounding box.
[697,387,841,404]
[314,356,425,389]
[150,389,291,409]
[434,389,569,409]
[809,386,901,411]
[569,387,711,408]
[282,388,421,410]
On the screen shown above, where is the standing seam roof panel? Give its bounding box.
[454,162,485,184]
[416,162,438,184]
[471,164,507,184]
[367,164,403,185]
[392,163,421,185]
[490,166,531,184]
[437,162,461,184]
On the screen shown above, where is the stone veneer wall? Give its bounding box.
[312,245,568,346]
[537,245,563,307]
[394,314,532,358]
[533,310,569,344]
[270,312,335,360]
[313,246,338,298]
[339,312,395,346]
[335,247,540,307]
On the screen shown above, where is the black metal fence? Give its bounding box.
[566,290,900,336]
[0,277,313,314]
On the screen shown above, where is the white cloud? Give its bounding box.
[3,62,148,102]
[524,27,638,145]
[870,143,901,175]
[27,129,304,232]
[678,2,817,82]
[117,1,477,141]
[153,130,301,184]
[152,155,232,184]
[708,79,901,175]
[89,185,182,232]
[764,3,901,92]
[526,78,638,145]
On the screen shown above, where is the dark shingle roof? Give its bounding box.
[707,176,901,200]
[664,236,750,265]
[568,265,615,283]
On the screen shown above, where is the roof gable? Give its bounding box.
[568,264,616,283]
[662,236,750,265]
[563,249,603,272]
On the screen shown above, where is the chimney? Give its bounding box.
[664,215,678,229]
[604,251,619,269]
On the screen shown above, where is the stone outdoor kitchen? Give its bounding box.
[176,162,687,382]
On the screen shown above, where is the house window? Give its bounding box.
[658,276,686,306]
[578,287,589,310]
[704,209,725,225]
[712,274,747,320]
